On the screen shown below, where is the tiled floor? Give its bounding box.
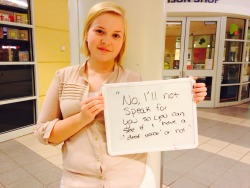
[0,102,249,188]
[162,102,250,188]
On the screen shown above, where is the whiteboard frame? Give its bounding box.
[102,78,198,156]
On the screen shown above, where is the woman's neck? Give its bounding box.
[86,59,115,74]
[85,60,115,92]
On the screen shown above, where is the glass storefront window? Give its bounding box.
[221,64,241,84]
[163,76,179,80]
[0,100,36,134]
[187,21,217,70]
[226,18,245,40]
[223,41,244,62]
[248,20,250,40]
[245,42,250,62]
[196,77,212,101]
[242,63,250,82]
[0,26,33,62]
[220,85,239,102]
[0,65,35,100]
[164,21,182,70]
[241,84,250,100]
[0,0,37,138]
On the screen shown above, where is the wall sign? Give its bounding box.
[167,0,219,3]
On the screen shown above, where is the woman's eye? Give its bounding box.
[113,34,121,38]
[95,29,104,34]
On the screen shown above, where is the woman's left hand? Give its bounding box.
[191,76,207,103]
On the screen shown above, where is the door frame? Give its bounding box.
[164,17,222,108]
[163,17,186,79]
[183,17,222,108]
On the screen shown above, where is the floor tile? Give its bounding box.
[47,154,63,166]
[162,169,182,186]
[211,162,250,188]
[218,148,245,161]
[0,168,31,186]
[198,135,211,144]
[198,143,222,153]
[162,150,185,164]
[0,140,44,166]
[169,176,206,188]
[23,159,58,176]
[0,152,19,173]
[34,167,62,185]
[46,180,61,188]
[185,155,236,186]
[206,138,229,148]
[240,155,250,164]
[36,146,61,158]
[5,176,45,188]
[226,143,250,155]
[240,119,250,127]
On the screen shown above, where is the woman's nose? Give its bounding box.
[101,36,110,44]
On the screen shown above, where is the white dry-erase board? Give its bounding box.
[102,78,198,156]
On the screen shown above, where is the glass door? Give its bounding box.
[163,17,186,79]
[183,17,221,107]
[164,17,221,107]
[216,17,250,107]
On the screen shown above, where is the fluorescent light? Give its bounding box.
[5,0,28,8]
[166,22,182,25]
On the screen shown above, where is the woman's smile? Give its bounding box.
[97,46,111,52]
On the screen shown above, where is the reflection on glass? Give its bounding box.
[242,63,250,82]
[245,43,250,62]
[164,21,182,70]
[223,41,243,62]
[0,100,36,134]
[0,26,32,62]
[0,0,29,10]
[248,20,250,40]
[221,64,241,84]
[196,77,212,101]
[0,65,35,100]
[163,76,179,80]
[225,18,245,40]
[188,21,217,70]
[220,85,239,102]
[241,84,250,100]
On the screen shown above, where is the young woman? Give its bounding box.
[34,2,207,187]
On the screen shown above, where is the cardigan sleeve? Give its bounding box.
[34,71,62,145]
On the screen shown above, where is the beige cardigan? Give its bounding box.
[34,63,147,188]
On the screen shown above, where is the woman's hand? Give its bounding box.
[191,76,207,103]
[79,93,104,124]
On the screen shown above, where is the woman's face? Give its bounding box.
[86,13,125,65]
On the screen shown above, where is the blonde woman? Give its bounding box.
[35,2,207,187]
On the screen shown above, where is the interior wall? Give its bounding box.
[34,0,70,109]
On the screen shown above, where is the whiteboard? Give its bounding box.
[102,78,198,156]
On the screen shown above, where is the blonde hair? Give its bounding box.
[80,2,127,66]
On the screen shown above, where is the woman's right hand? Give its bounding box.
[79,93,104,124]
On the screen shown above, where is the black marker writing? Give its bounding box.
[163,92,179,99]
[123,95,140,105]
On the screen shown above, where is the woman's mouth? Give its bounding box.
[98,47,111,52]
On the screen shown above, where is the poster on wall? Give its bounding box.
[193,48,206,65]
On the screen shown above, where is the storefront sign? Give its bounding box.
[167,0,219,3]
